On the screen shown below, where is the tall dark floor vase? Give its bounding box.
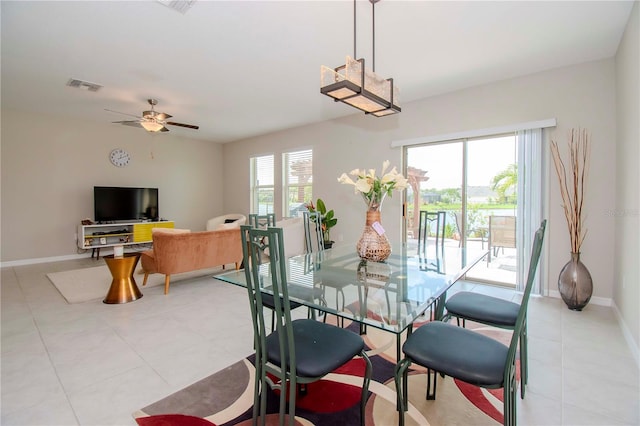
[558,252,593,311]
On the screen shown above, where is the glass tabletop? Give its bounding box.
[215,244,487,335]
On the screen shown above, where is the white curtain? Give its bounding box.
[516,128,543,294]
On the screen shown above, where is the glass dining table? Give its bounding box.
[214,243,488,361]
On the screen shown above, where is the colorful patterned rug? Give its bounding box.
[133,320,516,425]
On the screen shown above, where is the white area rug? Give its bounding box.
[46,265,226,304]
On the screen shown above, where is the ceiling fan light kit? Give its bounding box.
[140,121,166,132]
[320,0,400,117]
[108,98,199,133]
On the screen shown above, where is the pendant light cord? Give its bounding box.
[355,0,378,71]
[372,0,376,72]
[353,0,357,59]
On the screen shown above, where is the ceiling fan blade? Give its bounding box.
[155,113,172,120]
[166,121,199,130]
[113,120,143,128]
[105,108,142,119]
[159,126,170,132]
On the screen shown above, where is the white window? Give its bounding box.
[283,149,313,217]
[250,154,274,215]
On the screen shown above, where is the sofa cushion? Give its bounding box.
[276,217,306,258]
[206,214,247,231]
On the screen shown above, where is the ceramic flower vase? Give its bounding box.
[558,252,593,311]
[357,209,391,262]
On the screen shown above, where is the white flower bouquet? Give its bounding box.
[338,160,408,210]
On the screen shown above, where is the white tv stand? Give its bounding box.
[77,221,174,258]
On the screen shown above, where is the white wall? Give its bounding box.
[223,59,618,307]
[0,109,224,263]
[614,2,639,353]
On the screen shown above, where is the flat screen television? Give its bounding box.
[94,186,159,223]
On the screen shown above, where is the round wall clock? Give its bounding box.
[109,148,131,167]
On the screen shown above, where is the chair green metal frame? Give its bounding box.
[443,219,546,399]
[417,210,446,254]
[302,211,324,254]
[249,213,276,229]
[241,225,372,426]
[247,214,324,331]
[394,220,546,426]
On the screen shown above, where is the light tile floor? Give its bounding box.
[1,258,639,425]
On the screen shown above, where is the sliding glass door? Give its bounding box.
[405,134,518,287]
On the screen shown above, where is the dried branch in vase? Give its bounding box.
[551,128,591,253]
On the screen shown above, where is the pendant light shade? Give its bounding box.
[320,0,400,117]
[321,57,400,116]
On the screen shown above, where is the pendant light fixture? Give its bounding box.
[320,0,400,117]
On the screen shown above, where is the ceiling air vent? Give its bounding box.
[66,78,103,92]
[155,0,196,14]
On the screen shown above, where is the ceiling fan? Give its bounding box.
[106,99,199,133]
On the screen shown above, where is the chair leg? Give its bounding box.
[426,369,437,400]
[520,320,528,399]
[252,361,262,426]
[287,376,297,426]
[143,273,149,286]
[360,351,373,426]
[394,358,411,426]
[504,370,517,426]
[253,355,268,426]
[503,384,511,426]
[164,275,171,295]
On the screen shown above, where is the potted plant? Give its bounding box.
[306,198,337,249]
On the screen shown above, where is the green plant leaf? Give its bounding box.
[316,198,327,214]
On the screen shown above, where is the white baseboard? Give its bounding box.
[547,290,611,307]
[1,253,92,268]
[612,301,640,370]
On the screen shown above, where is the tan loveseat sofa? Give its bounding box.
[140,228,243,295]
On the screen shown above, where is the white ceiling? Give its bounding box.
[1,1,634,143]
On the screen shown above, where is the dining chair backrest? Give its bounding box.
[302,211,324,253]
[240,225,296,371]
[503,219,546,385]
[417,210,446,253]
[240,224,372,426]
[249,213,276,230]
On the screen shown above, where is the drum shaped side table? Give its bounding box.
[103,253,143,304]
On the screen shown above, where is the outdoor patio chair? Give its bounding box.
[453,211,487,248]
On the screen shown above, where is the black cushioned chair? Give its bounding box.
[444,219,546,399]
[394,220,545,426]
[241,225,371,426]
